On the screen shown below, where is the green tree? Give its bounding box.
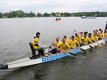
[27,12,35,17]
[16,10,25,17]
[63,12,71,17]
[11,11,17,17]
[37,13,41,17]
[51,12,56,17]
[43,12,50,17]
[6,12,12,18]
[0,13,3,18]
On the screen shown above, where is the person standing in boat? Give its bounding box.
[105,21,107,29]
[31,32,47,58]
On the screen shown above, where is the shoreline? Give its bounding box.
[0,16,107,19]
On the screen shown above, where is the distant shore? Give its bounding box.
[0,10,107,18]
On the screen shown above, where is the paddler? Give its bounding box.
[74,33,81,43]
[80,32,92,46]
[52,37,62,47]
[98,29,104,39]
[63,35,70,43]
[93,33,98,41]
[69,36,80,49]
[80,32,84,39]
[50,37,62,54]
[104,29,107,38]
[92,30,96,37]
[83,32,88,37]
[88,33,96,42]
[96,29,99,34]
[59,38,70,52]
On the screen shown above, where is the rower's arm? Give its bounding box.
[67,43,70,50]
[51,43,55,46]
[102,33,104,39]
[88,38,92,43]
[76,40,80,48]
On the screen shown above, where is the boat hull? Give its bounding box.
[0,38,107,69]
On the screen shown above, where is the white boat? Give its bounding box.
[0,52,71,69]
[81,16,96,19]
[0,38,107,69]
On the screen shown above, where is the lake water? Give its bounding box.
[0,17,107,80]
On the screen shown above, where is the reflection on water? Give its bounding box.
[0,17,107,80]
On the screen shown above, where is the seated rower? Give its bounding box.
[50,37,62,54]
[69,36,80,49]
[85,31,88,38]
[52,37,62,47]
[92,30,96,37]
[88,33,96,42]
[98,29,104,40]
[104,29,107,38]
[63,35,70,43]
[31,32,48,58]
[59,38,70,52]
[80,32,84,39]
[74,33,81,43]
[80,33,92,46]
[96,29,99,34]
[93,33,99,41]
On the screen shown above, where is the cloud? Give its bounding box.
[0,0,107,13]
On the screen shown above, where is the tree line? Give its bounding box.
[0,10,107,18]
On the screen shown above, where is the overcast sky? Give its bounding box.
[0,0,107,13]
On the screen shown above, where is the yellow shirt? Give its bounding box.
[75,36,81,43]
[32,37,39,49]
[104,33,107,38]
[54,41,62,47]
[93,36,98,41]
[59,42,70,51]
[92,33,94,38]
[92,33,97,37]
[98,32,104,38]
[69,39,79,49]
[80,35,84,39]
[66,39,70,43]
[88,36,96,42]
[102,32,104,38]
[81,37,92,45]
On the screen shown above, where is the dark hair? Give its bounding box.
[64,35,67,38]
[36,32,40,37]
[72,36,74,38]
[99,29,103,32]
[34,37,36,39]
[80,32,83,34]
[96,30,98,32]
[89,33,91,35]
[75,33,78,35]
[99,29,102,31]
[84,32,87,35]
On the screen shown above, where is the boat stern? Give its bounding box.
[0,64,8,69]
